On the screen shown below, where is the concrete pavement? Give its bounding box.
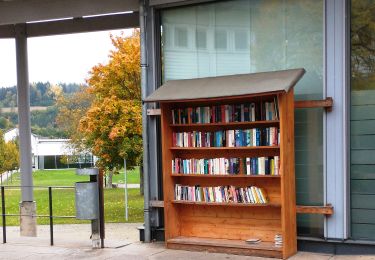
[1,223,375,259]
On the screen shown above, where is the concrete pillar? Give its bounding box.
[15,24,37,237]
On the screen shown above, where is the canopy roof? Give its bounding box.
[144,68,305,102]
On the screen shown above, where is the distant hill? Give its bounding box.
[0,106,48,113]
[0,82,81,108]
[0,82,84,138]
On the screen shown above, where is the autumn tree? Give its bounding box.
[0,130,5,173]
[78,30,142,187]
[0,131,19,180]
[3,141,19,172]
[56,85,93,147]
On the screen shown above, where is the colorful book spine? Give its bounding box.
[171,100,279,124]
[175,184,269,204]
[172,128,279,147]
[244,156,280,175]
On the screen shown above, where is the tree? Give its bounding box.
[351,0,375,90]
[0,130,5,173]
[56,85,93,143]
[3,141,19,172]
[0,131,19,184]
[78,30,142,188]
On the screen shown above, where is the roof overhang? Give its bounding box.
[144,68,306,103]
[0,0,139,26]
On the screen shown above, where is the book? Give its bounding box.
[245,238,262,244]
[171,101,279,124]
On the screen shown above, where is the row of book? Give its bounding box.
[172,157,241,175]
[245,156,279,175]
[175,184,269,204]
[171,156,280,175]
[172,127,279,147]
[171,100,279,124]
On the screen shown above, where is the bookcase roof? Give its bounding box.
[144,68,305,102]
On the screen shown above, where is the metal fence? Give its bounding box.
[0,185,77,246]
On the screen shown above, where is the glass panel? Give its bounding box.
[350,0,375,240]
[161,0,324,237]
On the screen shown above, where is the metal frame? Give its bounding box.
[0,0,139,26]
[325,0,349,240]
[145,0,351,242]
[0,12,139,39]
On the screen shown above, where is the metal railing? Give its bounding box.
[0,185,77,246]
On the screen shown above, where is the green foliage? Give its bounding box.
[0,82,82,108]
[351,0,375,90]
[0,130,19,173]
[0,130,5,172]
[0,82,86,137]
[77,30,142,172]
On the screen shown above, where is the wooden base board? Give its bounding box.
[167,236,283,259]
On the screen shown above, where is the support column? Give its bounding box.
[15,24,37,237]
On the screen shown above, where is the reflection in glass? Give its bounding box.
[161,0,324,237]
[350,0,375,240]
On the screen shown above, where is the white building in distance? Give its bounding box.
[3,128,94,169]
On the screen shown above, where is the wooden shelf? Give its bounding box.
[167,236,282,258]
[170,146,280,157]
[160,88,297,258]
[171,173,281,178]
[170,120,279,131]
[172,200,281,207]
[171,146,279,150]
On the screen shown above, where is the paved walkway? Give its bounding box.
[116,183,140,188]
[1,223,375,259]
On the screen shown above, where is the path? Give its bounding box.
[116,183,140,188]
[0,223,374,259]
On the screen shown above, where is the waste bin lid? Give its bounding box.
[76,168,99,176]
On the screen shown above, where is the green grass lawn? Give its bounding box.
[4,167,140,187]
[0,168,143,226]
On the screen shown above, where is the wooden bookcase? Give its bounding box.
[160,90,296,259]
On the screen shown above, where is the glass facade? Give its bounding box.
[161,0,324,236]
[350,0,375,240]
[39,154,94,169]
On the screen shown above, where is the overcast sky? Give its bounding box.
[0,29,132,88]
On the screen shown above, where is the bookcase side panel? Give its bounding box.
[278,90,297,258]
[161,103,181,240]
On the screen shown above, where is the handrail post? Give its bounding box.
[1,186,6,243]
[48,187,53,246]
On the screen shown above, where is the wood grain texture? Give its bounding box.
[167,237,282,258]
[159,90,296,259]
[161,103,181,240]
[294,97,333,111]
[279,89,297,258]
[296,204,333,215]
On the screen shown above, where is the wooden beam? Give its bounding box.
[150,200,334,216]
[0,12,139,38]
[296,204,334,215]
[0,0,138,26]
[27,12,139,37]
[294,97,333,111]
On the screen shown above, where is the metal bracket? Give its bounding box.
[150,200,164,208]
[147,109,161,116]
[294,97,333,112]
